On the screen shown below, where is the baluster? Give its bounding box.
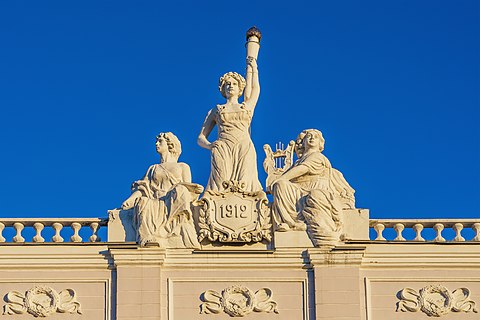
[12,223,25,243]
[70,222,82,242]
[433,223,446,242]
[89,222,100,242]
[32,222,45,243]
[373,223,386,240]
[0,222,5,242]
[52,223,64,243]
[472,223,480,241]
[453,223,465,242]
[412,224,425,241]
[394,223,406,241]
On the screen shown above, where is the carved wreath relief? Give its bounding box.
[3,286,82,318]
[200,285,278,317]
[198,181,272,243]
[396,284,478,317]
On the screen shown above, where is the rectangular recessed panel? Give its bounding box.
[0,280,108,320]
[367,278,480,320]
[169,278,307,320]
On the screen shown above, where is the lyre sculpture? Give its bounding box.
[264,129,356,246]
[263,141,296,193]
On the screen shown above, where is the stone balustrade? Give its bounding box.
[0,218,107,243]
[2,217,480,244]
[370,219,480,242]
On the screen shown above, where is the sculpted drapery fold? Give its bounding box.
[131,164,200,248]
[206,103,262,192]
[122,132,202,248]
[271,129,355,246]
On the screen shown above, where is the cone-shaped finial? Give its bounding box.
[246,26,262,41]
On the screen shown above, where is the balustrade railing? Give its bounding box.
[2,217,480,244]
[370,219,480,242]
[0,218,107,243]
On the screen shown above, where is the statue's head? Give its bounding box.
[156,132,182,160]
[218,72,246,99]
[295,129,325,157]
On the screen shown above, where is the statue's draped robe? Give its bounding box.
[132,164,200,248]
[272,152,354,245]
[206,104,262,192]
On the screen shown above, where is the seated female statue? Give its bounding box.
[121,132,203,248]
[271,129,355,246]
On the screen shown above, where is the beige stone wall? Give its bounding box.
[366,278,480,320]
[109,247,314,319]
[313,266,363,319]
[0,245,112,320]
[0,281,107,320]
[361,244,480,320]
[166,272,308,319]
[0,242,479,319]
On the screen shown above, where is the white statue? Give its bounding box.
[197,27,263,192]
[121,132,203,248]
[270,129,355,246]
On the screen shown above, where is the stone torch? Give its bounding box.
[245,26,262,71]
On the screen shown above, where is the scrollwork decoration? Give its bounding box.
[198,180,272,243]
[3,285,82,317]
[200,285,278,317]
[396,284,478,317]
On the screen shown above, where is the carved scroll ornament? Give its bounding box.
[200,285,278,317]
[3,286,82,317]
[198,181,272,243]
[396,284,478,317]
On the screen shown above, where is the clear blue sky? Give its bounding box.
[0,1,478,220]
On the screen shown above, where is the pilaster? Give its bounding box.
[109,247,166,320]
[308,245,366,320]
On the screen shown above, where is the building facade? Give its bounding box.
[0,216,479,320]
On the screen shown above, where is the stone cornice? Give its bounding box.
[0,245,111,269]
[361,243,480,268]
[109,247,167,267]
[307,245,366,266]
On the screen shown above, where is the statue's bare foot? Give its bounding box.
[140,236,159,247]
[276,223,290,232]
[293,222,307,231]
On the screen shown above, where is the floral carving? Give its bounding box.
[3,286,82,317]
[397,284,478,317]
[222,286,255,317]
[200,285,278,317]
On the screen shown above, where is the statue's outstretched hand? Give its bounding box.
[178,182,204,194]
[208,140,219,151]
[247,56,257,69]
[194,184,204,194]
[121,198,134,210]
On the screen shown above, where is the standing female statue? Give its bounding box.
[197,56,262,192]
[121,132,203,248]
